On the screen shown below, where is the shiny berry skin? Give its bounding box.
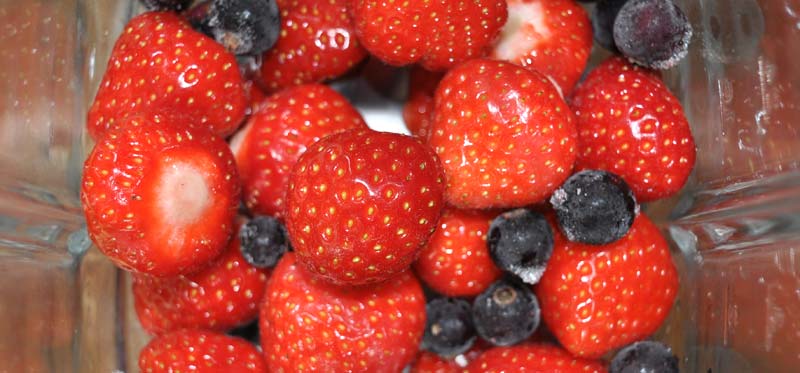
[467,343,606,373]
[139,330,265,372]
[613,0,692,70]
[536,213,679,358]
[286,129,446,285]
[593,0,629,51]
[414,208,503,297]
[570,57,696,202]
[230,84,367,219]
[258,0,368,93]
[610,341,679,373]
[487,208,554,284]
[133,224,270,334]
[87,12,247,141]
[472,277,541,346]
[81,114,240,276]
[259,253,426,371]
[490,0,593,93]
[403,66,444,139]
[430,59,577,209]
[239,215,290,268]
[423,297,477,357]
[351,0,508,71]
[189,0,281,56]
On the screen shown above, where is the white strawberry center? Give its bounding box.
[493,1,551,62]
[157,161,211,226]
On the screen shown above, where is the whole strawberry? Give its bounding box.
[411,345,486,373]
[259,253,426,371]
[230,84,368,219]
[414,209,503,297]
[351,0,508,71]
[490,0,593,93]
[403,66,444,139]
[468,343,606,373]
[429,59,577,209]
[133,221,270,335]
[570,57,696,202]
[81,114,240,276]
[536,213,678,358]
[139,329,265,372]
[286,129,445,285]
[87,12,247,140]
[258,0,368,93]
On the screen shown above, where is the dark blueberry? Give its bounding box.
[610,341,679,373]
[487,209,554,284]
[227,319,260,345]
[239,215,289,268]
[613,0,693,69]
[422,298,476,357]
[472,277,540,346]
[189,0,280,56]
[550,170,637,245]
[593,0,630,51]
[140,0,193,11]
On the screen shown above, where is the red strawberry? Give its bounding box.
[258,0,368,93]
[81,114,240,276]
[429,59,577,209]
[412,344,487,373]
[403,66,444,139]
[468,343,606,373]
[570,57,696,202]
[259,253,426,371]
[536,213,678,358]
[139,329,265,372]
[242,80,267,115]
[490,0,593,94]
[351,0,508,71]
[414,208,503,297]
[87,12,247,140]
[133,221,270,335]
[285,129,446,285]
[230,84,368,219]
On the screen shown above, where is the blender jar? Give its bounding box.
[0,0,798,372]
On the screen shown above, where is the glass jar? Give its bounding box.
[0,0,797,372]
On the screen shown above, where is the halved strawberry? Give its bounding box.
[285,129,446,285]
[259,253,426,371]
[403,66,444,139]
[133,220,270,335]
[230,84,368,219]
[258,0,368,93]
[491,0,593,94]
[81,114,240,276]
[429,59,577,209]
[139,329,265,372]
[87,12,247,140]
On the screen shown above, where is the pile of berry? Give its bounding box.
[81,0,695,371]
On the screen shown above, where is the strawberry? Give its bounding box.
[139,329,265,372]
[490,0,593,94]
[570,57,696,202]
[429,59,577,209]
[536,213,679,358]
[413,208,503,297]
[285,129,446,285]
[81,114,240,276]
[411,344,487,373]
[351,0,508,71]
[87,12,247,141]
[468,343,606,373]
[258,0,368,93]
[230,84,368,219]
[133,221,270,335]
[259,253,426,371]
[403,66,444,139]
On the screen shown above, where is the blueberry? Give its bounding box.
[610,341,679,373]
[239,216,290,268]
[613,0,692,70]
[472,277,540,346]
[189,0,281,56]
[423,298,476,357]
[487,209,554,285]
[227,319,260,345]
[140,0,193,11]
[550,170,637,245]
[593,0,630,51]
